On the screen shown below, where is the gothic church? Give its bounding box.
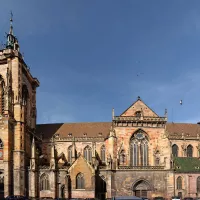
[0,17,200,200]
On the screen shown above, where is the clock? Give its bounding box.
[136,132,145,140]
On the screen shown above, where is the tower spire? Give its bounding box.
[9,11,13,35]
[6,11,19,50]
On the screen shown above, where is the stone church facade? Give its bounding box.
[0,18,200,199]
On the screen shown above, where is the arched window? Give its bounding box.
[68,145,72,164]
[84,146,92,162]
[100,145,106,163]
[0,139,3,160]
[40,173,50,191]
[177,176,182,189]
[119,150,126,165]
[22,85,29,106]
[0,139,3,148]
[22,85,29,123]
[172,144,178,157]
[76,173,84,189]
[155,157,160,166]
[0,176,3,184]
[197,177,200,192]
[130,130,148,166]
[187,145,193,157]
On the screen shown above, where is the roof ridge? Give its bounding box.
[37,121,112,126]
[167,122,198,125]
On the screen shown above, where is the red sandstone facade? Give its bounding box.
[0,17,200,200]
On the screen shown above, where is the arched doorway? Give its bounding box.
[132,180,151,198]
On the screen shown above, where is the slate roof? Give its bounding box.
[173,157,200,173]
[36,122,200,139]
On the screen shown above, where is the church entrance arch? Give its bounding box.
[132,179,152,198]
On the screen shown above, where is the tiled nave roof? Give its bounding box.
[166,123,200,137]
[36,122,112,139]
[36,122,200,139]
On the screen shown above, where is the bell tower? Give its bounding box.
[0,13,40,197]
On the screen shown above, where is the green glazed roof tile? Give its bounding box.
[173,157,200,173]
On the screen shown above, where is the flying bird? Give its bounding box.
[180,100,183,105]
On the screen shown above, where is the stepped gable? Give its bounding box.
[166,123,200,137]
[36,122,112,139]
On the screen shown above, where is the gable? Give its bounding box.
[120,97,159,117]
[68,155,94,174]
[68,155,95,190]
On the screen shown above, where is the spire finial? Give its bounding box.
[32,136,35,145]
[112,108,115,120]
[9,11,13,35]
[164,109,168,118]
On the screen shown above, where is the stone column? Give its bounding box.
[29,170,37,198]
[106,171,112,199]
[4,161,11,197]
[29,137,37,198]
[49,171,57,199]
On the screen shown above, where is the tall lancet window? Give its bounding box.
[130,130,148,166]
[84,146,92,162]
[22,85,29,122]
[68,145,72,164]
[187,145,193,157]
[172,144,178,157]
[40,173,50,190]
[197,176,200,192]
[100,145,106,163]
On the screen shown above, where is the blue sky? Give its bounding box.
[0,1,200,124]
